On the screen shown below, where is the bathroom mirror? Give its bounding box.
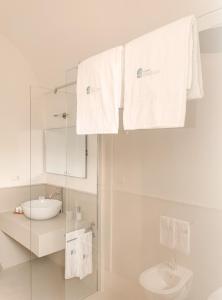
[44,127,87,178]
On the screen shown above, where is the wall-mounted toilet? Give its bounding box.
[139,263,193,300]
[208,288,222,300]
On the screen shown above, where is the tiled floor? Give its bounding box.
[0,259,148,300]
[86,272,148,300]
[0,258,97,300]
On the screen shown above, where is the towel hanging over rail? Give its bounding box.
[65,229,93,280]
[123,15,204,130]
[76,46,123,135]
[55,8,222,96]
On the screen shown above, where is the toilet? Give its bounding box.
[208,288,222,300]
[139,263,193,300]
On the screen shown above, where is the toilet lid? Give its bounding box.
[209,288,222,300]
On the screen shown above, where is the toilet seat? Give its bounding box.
[208,288,222,300]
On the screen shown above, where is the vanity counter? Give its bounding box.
[0,212,65,257]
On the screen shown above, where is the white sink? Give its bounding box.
[21,199,62,220]
[139,263,193,300]
[208,288,222,300]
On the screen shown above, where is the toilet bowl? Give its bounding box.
[139,263,193,300]
[208,288,222,300]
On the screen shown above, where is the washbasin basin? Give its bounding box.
[208,288,222,300]
[21,199,62,220]
[139,263,193,300]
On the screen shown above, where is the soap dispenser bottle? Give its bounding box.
[73,206,85,230]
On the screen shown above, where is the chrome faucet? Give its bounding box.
[166,257,177,271]
[48,189,62,200]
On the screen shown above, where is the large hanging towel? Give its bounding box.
[76,46,123,134]
[123,15,204,130]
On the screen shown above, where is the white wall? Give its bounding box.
[0,33,45,269]
[112,52,222,210]
[0,33,44,188]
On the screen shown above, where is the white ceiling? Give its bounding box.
[0,0,221,86]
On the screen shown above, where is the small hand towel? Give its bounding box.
[174,219,191,255]
[76,46,123,135]
[123,15,204,130]
[160,216,175,249]
[65,229,85,279]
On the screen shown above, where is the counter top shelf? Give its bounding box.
[0,212,65,257]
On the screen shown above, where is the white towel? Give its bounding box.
[76,46,123,135]
[160,216,175,249]
[123,15,204,130]
[65,229,93,280]
[174,219,191,255]
[65,229,85,280]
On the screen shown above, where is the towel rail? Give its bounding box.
[53,7,222,95]
[65,222,96,240]
[85,222,96,238]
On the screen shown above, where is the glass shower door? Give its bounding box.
[30,81,98,300]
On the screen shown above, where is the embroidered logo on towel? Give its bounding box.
[137,68,143,78]
[137,68,160,79]
[86,86,101,95]
[86,86,91,95]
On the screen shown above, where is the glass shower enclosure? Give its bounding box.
[30,70,99,300]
